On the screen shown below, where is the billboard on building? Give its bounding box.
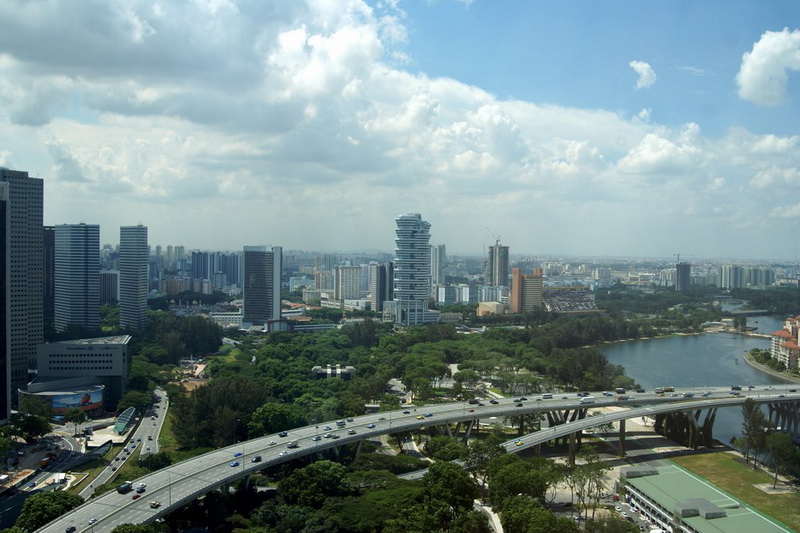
[50,390,104,413]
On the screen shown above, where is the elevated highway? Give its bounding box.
[38,386,800,533]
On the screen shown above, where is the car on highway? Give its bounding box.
[132,494,141,500]
[424,413,433,417]
[468,408,475,412]
[148,435,153,440]
[251,455,262,463]
[416,415,425,420]
[312,435,321,441]
[230,461,239,467]
[268,440,277,446]
[136,437,142,442]
[331,434,340,439]
[150,500,161,508]
[233,452,243,457]
[403,410,410,414]
[514,439,524,446]
[366,424,376,428]
[65,527,76,533]
[324,433,332,438]
[323,425,332,431]
[348,429,356,435]
[346,417,354,422]
[278,432,288,437]
[515,403,523,407]
[88,518,97,524]
[489,399,499,404]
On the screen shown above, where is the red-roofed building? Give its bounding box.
[771,317,800,370]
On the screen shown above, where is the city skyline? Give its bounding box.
[0,2,798,259]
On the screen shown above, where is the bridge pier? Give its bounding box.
[654,408,717,450]
[462,420,475,442]
[545,408,587,448]
[617,419,626,457]
[767,400,800,439]
[568,432,577,466]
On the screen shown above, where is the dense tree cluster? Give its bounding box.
[14,491,84,531]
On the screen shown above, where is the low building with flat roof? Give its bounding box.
[24,335,132,413]
[620,464,792,533]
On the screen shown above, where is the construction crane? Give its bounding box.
[486,227,500,247]
[673,253,693,263]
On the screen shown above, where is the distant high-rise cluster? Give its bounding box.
[0,164,793,420]
[718,264,775,289]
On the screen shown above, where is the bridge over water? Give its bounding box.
[38,387,800,533]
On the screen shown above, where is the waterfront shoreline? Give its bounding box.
[743,352,800,384]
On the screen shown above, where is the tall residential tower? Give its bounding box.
[54,224,100,332]
[386,213,439,325]
[119,225,149,330]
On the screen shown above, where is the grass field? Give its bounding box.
[672,451,799,532]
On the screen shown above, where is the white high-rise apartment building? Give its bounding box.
[0,169,43,406]
[119,225,148,331]
[54,224,100,332]
[387,213,439,325]
[334,266,362,300]
[430,244,446,295]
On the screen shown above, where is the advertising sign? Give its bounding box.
[50,389,104,413]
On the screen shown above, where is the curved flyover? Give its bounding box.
[38,387,800,533]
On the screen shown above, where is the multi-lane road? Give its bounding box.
[38,385,800,533]
[79,388,168,500]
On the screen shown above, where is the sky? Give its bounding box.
[0,0,799,260]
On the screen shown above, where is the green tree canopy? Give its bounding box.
[65,407,87,436]
[422,461,479,529]
[278,460,352,508]
[15,491,84,531]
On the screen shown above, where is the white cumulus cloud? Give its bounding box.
[629,60,656,89]
[736,28,800,106]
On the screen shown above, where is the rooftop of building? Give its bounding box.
[50,335,132,346]
[622,464,792,533]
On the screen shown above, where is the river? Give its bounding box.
[602,315,791,447]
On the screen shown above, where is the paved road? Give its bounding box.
[79,388,169,500]
[37,386,800,533]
